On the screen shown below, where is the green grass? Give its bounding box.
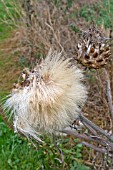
[0,124,90,170]
[79,0,113,28]
[0,0,21,40]
[0,112,90,170]
[0,0,12,40]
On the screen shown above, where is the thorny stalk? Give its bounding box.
[81,142,109,155]
[79,113,113,142]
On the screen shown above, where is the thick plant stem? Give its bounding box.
[104,69,113,132]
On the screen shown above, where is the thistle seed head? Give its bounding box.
[4,50,87,141]
[77,26,111,69]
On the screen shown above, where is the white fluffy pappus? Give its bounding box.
[4,50,87,141]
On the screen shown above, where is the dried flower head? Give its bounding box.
[77,26,111,69]
[4,50,87,141]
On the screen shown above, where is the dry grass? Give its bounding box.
[0,33,21,93]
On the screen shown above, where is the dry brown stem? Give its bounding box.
[104,69,113,130]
